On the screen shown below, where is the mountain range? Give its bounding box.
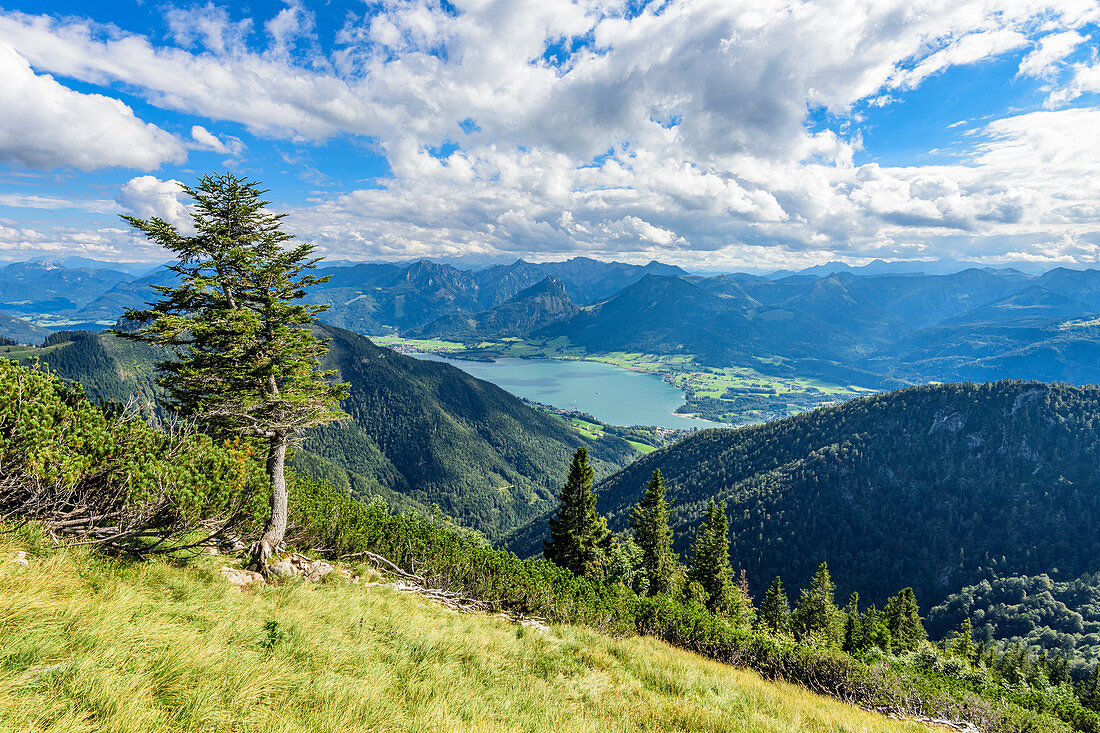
[5,256,1100,390]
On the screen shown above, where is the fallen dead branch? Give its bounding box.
[351,549,550,632]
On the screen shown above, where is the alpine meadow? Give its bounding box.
[3,1,1100,732]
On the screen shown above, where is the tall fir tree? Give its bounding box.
[841,592,860,653]
[883,587,926,653]
[117,173,348,573]
[687,500,751,622]
[544,447,611,576]
[687,500,733,612]
[1049,654,1070,686]
[791,561,843,647]
[630,469,680,596]
[759,576,791,636]
[950,617,976,661]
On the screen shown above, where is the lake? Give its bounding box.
[413,354,727,430]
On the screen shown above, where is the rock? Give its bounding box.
[19,662,70,685]
[269,561,297,578]
[305,560,334,583]
[11,551,27,566]
[220,566,264,586]
[206,546,219,556]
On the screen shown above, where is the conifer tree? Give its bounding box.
[999,642,1027,684]
[1049,654,1070,686]
[860,605,892,652]
[883,587,926,653]
[687,500,736,615]
[950,617,975,661]
[841,592,860,653]
[760,576,791,636]
[118,173,348,573]
[630,469,680,596]
[544,447,611,576]
[791,561,843,647]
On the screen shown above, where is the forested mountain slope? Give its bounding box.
[589,381,1100,607]
[928,572,1100,678]
[11,327,633,539]
[305,324,635,536]
[0,311,50,344]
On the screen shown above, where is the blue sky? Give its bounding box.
[0,0,1098,271]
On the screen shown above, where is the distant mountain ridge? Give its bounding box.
[5,256,1100,388]
[416,276,580,339]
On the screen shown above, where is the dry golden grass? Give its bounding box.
[0,529,930,732]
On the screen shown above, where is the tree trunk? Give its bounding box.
[250,430,288,574]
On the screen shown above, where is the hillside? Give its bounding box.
[0,331,162,407]
[0,532,929,733]
[928,572,1100,679]
[10,327,635,539]
[1,357,1091,733]
[0,311,50,344]
[306,324,636,536]
[580,381,1100,607]
[417,276,579,339]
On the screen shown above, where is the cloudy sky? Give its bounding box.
[0,0,1098,271]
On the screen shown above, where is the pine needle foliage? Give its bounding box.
[760,576,792,636]
[792,562,843,648]
[629,469,680,596]
[544,447,611,576]
[115,173,348,571]
[687,500,751,622]
[884,587,927,654]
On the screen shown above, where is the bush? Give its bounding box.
[0,359,266,555]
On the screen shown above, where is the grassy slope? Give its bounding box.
[0,533,928,733]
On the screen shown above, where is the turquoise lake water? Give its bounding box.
[414,354,726,430]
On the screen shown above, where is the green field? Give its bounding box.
[370,335,877,426]
[371,335,467,352]
[0,343,65,360]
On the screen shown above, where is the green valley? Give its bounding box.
[371,334,877,425]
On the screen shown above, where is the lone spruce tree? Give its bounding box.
[118,173,348,573]
[883,587,926,653]
[759,576,791,636]
[791,561,843,647]
[544,447,611,576]
[687,500,736,615]
[629,469,680,596]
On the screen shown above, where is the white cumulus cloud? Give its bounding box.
[0,44,186,171]
[117,175,194,232]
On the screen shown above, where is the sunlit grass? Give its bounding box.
[0,529,929,732]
